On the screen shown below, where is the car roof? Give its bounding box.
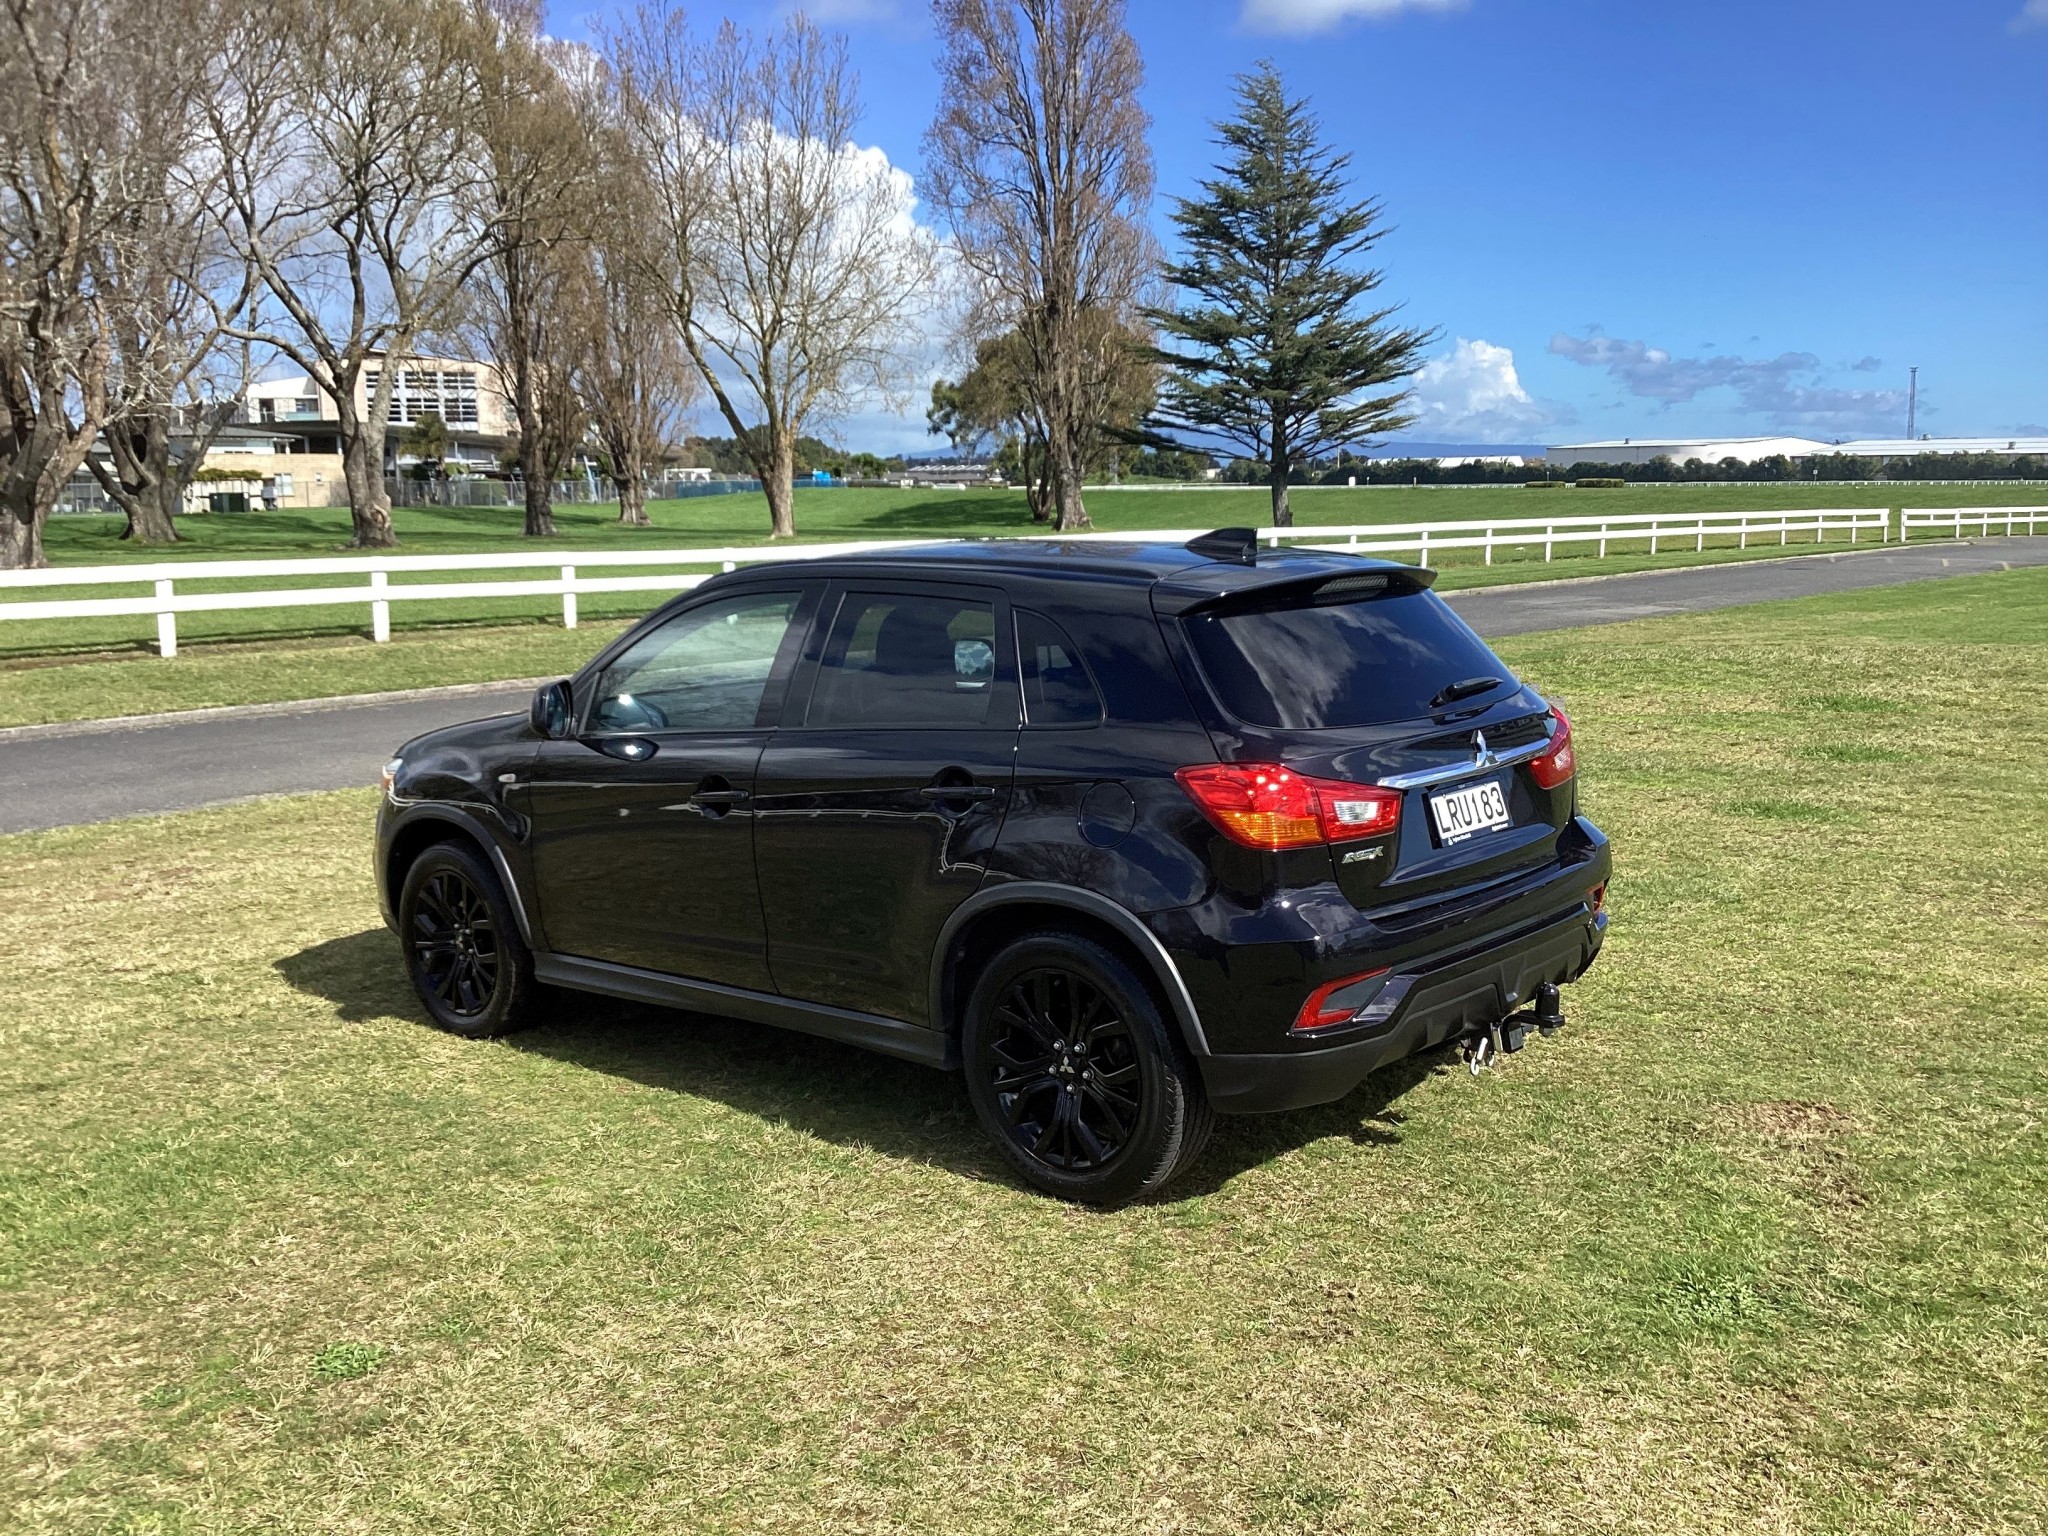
[711,534,1421,604]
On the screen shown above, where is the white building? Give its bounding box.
[1820,436,2048,461]
[1545,436,1830,467]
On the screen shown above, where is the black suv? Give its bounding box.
[376,531,1609,1204]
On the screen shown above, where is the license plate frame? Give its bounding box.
[1428,776,1513,845]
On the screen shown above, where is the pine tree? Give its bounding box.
[1147,64,1435,527]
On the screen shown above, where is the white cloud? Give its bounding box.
[1242,0,1467,37]
[2013,1,2048,31]
[1549,327,1908,434]
[1407,338,1570,442]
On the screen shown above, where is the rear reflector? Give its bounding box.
[1529,706,1576,789]
[1175,763,1402,850]
[1293,967,1392,1033]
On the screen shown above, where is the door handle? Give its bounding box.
[689,788,751,805]
[919,783,997,802]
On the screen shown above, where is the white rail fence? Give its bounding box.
[1255,507,1890,565]
[0,540,934,659]
[1899,506,2048,539]
[0,507,2037,659]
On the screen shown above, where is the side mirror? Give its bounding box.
[530,679,573,739]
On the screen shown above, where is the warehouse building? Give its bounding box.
[1545,436,1829,467]
[1546,434,2048,467]
[1820,436,2048,462]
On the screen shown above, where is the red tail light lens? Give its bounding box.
[1529,706,1576,789]
[1293,966,1391,1033]
[1175,763,1402,850]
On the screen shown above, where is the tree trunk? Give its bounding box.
[510,316,555,537]
[764,429,796,539]
[337,408,398,548]
[124,481,181,543]
[616,477,649,526]
[520,453,556,538]
[1269,457,1293,528]
[1049,426,1091,533]
[92,419,182,545]
[614,445,650,526]
[1025,433,1052,522]
[0,492,45,569]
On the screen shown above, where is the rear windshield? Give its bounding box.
[1182,589,1511,729]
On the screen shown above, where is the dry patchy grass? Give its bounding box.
[2,569,2046,1533]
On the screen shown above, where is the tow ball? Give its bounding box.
[1461,983,1565,1075]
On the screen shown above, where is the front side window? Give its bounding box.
[807,592,1001,727]
[587,590,802,734]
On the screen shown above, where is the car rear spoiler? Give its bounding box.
[1156,559,1438,617]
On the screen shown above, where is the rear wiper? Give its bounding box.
[1429,675,1505,709]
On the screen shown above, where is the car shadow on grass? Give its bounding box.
[277,928,1448,1205]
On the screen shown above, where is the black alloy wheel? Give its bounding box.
[412,868,501,1019]
[988,968,1142,1171]
[963,931,1213,1207]
[398,841,542,1038]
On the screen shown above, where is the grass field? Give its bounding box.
[37,480,2048,566]
[7,480,2042,728]
[4,569,2045,1533]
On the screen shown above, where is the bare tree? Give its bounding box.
[0,0,164,568]
[578,251,692,527]
[88,82,258,546]
[465,0,598,537]
[925,0,1154,533]
[559,49,694,528]
[612,4,937,539]
[209,0,498,549]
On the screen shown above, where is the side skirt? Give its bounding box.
[532,953,958,1071]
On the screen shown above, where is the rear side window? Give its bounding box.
[1017,609,1103,727]
[807,591,1001,727]
[1182,589,1511,729]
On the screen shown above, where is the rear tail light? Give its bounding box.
[1293,967,1391,1033]
[1588,881,1607,916]
[1528,706,1576,789]
[1175,763,1401,850]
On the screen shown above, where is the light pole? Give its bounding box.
[1907,367,1918,440]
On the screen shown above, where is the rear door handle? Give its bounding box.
[919,784,997,801]
[690,788,751,805]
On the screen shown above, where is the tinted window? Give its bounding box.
[1018,609,1103,726]
[1182,589,1511,729]
[588,590,801,733]
[807,592,1000,727]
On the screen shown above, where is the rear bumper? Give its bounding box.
[1196,900,1608,1114]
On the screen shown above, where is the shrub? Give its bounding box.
[1575,477,1626,488]
[1524,479,1567,490]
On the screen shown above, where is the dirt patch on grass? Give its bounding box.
[1717,1100,1871,1214]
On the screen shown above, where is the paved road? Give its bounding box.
[4,539,2044,835]
[0,681,540,835]
[1441,537,2048,636]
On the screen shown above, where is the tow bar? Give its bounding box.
[1461,982,1565,1075]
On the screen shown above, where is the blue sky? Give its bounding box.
[549,0,2048,452]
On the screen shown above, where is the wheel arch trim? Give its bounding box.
[930,883,1210,1058]
[382,803,536,948]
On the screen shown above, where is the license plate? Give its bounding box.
[1429,778,1512,844]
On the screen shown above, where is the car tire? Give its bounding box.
[962,931,1213,1207]
[397,841,544,1039]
